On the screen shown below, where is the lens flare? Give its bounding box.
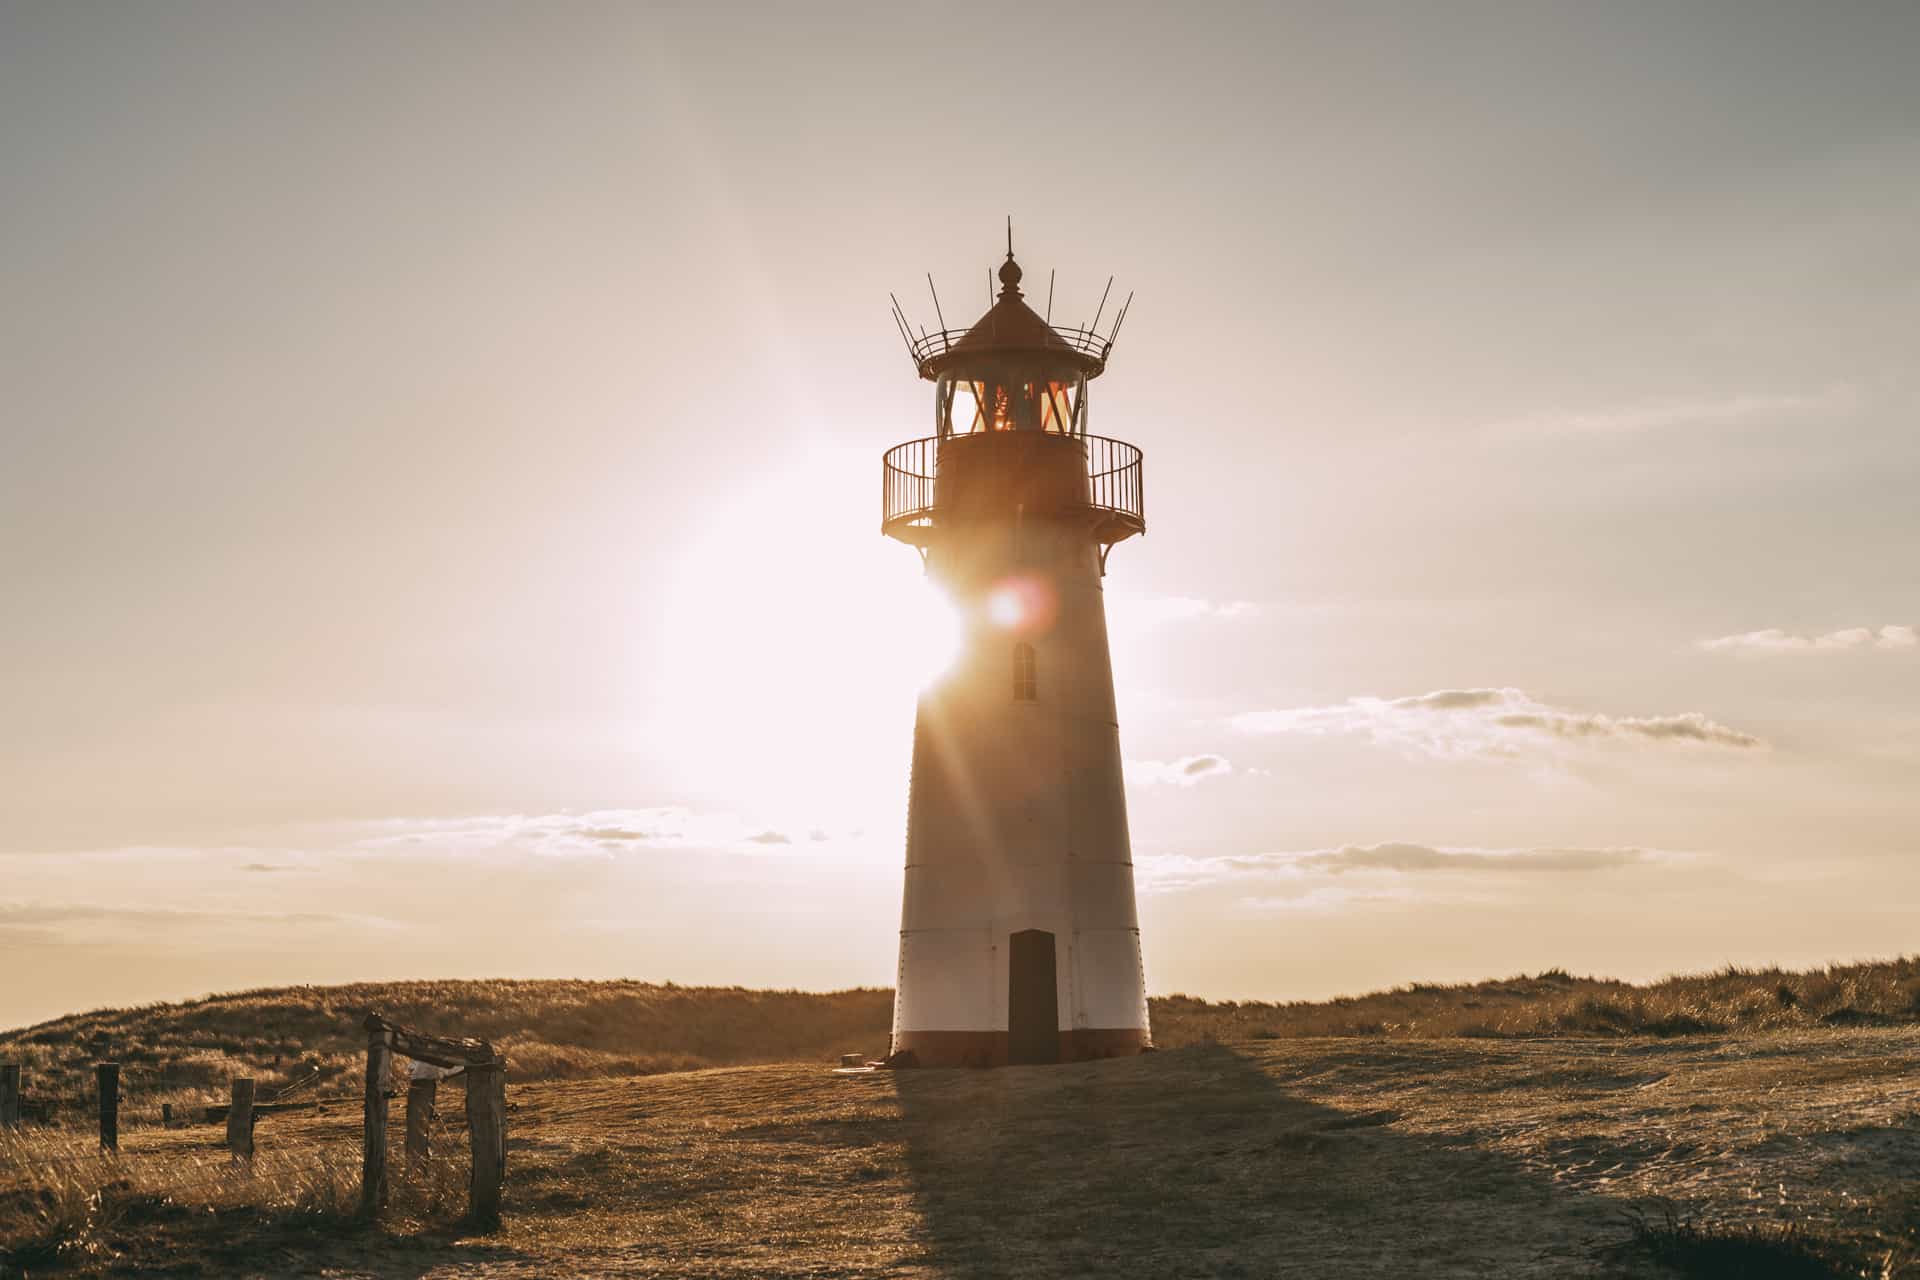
[986,584,1025,629]
[984,574,1057,635]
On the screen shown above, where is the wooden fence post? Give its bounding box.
[227,1079,255,1158]
[0,1064,19,1129]
[96,1062,119,1151]
[464,1061,506,1228]
[404,1077,436,1163]
[362,1025,390,1213]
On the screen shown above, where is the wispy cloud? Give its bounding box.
[1297,843,1654,874]
[1125,754,1232,787]
[1487,385,1855,439]
[1700,625,1918,656]
[0,901,386,945]
[1230,688,1761,759]
[346,809,803,859]
[1139,843,1681,893]
[1240,886,1414,915]
[1107,594,1258,629]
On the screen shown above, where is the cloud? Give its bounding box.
[238,862,296,873]
[1230,687,1762,758]
[1138,843,1679,893]
[346,809,807,859]
[1125,754,1232,787]
[1296,843,1650,874]
[1488,386,1855,439]
[576,825,674,842]
[0,901,382,946]
[1239,886,1413,915]
[1107,594,1258,629]
[1699,625,1918,656]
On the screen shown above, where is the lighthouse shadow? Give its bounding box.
[886,1042,1640,1278]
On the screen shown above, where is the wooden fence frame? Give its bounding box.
[361,1013,507,1227]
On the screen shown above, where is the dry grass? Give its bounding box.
[8,1031,1920,1277]
[0,1126,361,1273]
[7,962,1920,1275]
[0,980,895,1121]
[6,958,1919,1121]
[1153,956,1920,1043]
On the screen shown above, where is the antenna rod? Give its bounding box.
[1106,291,1134,347]
[1006,215,1013,257]
[925,274,947,335]
[889,306,916,358]
[1088,275,1114,336]
[889,293,917,347]
[1046,270,1055,324]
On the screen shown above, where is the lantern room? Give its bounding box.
[924,256,1103,439]
[911,255,1110,441]
[882,241,1143,557]
[936,367,1085,438]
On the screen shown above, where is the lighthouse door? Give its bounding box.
[1007,930,1060,1065]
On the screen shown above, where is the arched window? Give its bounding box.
[1012,643,1037,701]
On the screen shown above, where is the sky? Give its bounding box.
[3,1,1918,1029]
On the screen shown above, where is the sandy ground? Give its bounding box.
[13,1030,1920,1277]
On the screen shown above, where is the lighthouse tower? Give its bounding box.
[881,239,1149,1066]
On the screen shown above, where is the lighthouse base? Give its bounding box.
[889,1027,1151,1068]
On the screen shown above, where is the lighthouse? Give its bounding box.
[881,236,1150,1066]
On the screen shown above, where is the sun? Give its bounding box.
[653,447,961,813]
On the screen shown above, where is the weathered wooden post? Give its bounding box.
[361,1018,390,1213]
[96,1062,119,1151]
[227,1079,255,1158]
[404,1076,436,1163]
[0,1063,20,1129]
[161,1102,173,1126]
[465,1060,506,1228]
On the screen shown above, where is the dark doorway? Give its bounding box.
[1007,929,1060,1065]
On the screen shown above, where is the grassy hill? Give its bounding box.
[6,1030,1920,1276]
[4,957,1919,1122]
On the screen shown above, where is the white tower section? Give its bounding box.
[882,248,1148,1066]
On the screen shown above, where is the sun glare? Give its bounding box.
[654,449,960,814]
[900,578,964,685]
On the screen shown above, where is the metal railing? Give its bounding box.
[1085,435,1144,532]
[907,326,1111,376]
[881,434,1145,544]
[882,436,941,534]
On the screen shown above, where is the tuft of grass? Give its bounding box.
[1620,1203,1890,1279]
[0,1127,362,1273]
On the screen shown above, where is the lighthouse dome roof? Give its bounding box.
[914,254,1111,380]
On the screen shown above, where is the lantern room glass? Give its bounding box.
[936,368,1085,439]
